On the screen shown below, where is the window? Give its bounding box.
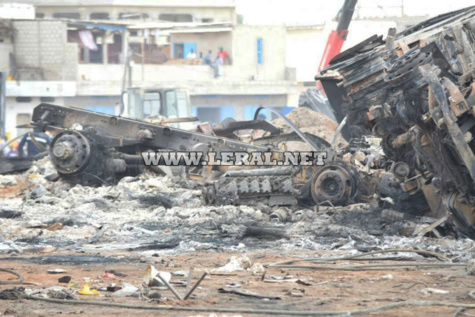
[159,13,193,22]
[88,32,103,64]
[15,97,32,103]
[53,12,80,19]
[90,12,110,20]
[165,91,178,118]
[143,92,161,117]
[108,33,123,64]
[257,38,263,65]
[192,106,235,125]
[127,91,161,119]
[119,12,149,20]
[201,18,214,23]
[173,43,184,59]
[176,90,189,118]
[40,97,55,103]
[35,13,45,19]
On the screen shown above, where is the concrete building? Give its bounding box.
[1,18,301,137]
[13,0,237,23]
[0,1,429,139]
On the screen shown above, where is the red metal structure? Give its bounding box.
[318,0,357,72]
[317,0,357,91]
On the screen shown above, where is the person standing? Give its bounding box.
[186,49,197,60]
[6,145,18,157]
[203,50,212,65]
[217,47,231,64]
[204,50,219,78]
[18,129,52,157]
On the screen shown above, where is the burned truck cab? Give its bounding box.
[121,86,194,130]
[318,7,475,237]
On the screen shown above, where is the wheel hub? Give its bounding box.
[49,130,92,175]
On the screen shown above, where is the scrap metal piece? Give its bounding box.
[218,288,281,300]
[185,268,193,293]
[156,273,183,301]
[183,270,208,300]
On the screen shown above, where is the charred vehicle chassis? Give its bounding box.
[30,103,404,210]
[319,7,475,237]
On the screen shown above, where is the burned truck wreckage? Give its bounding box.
[319,7,475,238]
[29,102,402,214]
[27,7,475,238]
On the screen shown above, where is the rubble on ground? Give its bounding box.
[1,156,474,264]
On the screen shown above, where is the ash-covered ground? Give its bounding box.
[1,157,473,263]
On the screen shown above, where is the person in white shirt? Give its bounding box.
[186,49,197,60]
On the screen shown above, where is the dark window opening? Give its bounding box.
[165,90,178,117]
[196,108,221,125]
[129,43,170,64]
[143,92,161,117]
[173,43,184,59]
[35,13,45,19]
[16,97,32,103]
[89,33,103,64]
[202,18,214,23]
[40,97,55,102]
[108,33,122,64]
[69,30,106,64]
[192,106,235,125]
[119,12,149,20]
[159,13,193,22]
[53,12,80,19]
[90,12,110,20]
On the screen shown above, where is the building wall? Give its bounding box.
[0,44,13,74]
[5,96,65,137]
[63,96,121,114]
[74,25,291,94]
[171,31,232,58]
[343,20,396,49]
[191,94,286,108]
[5,95,122,137]
[190,94,289,122]
[286,27,327,82]
[12,20,77,81]
[231,25,287,81]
